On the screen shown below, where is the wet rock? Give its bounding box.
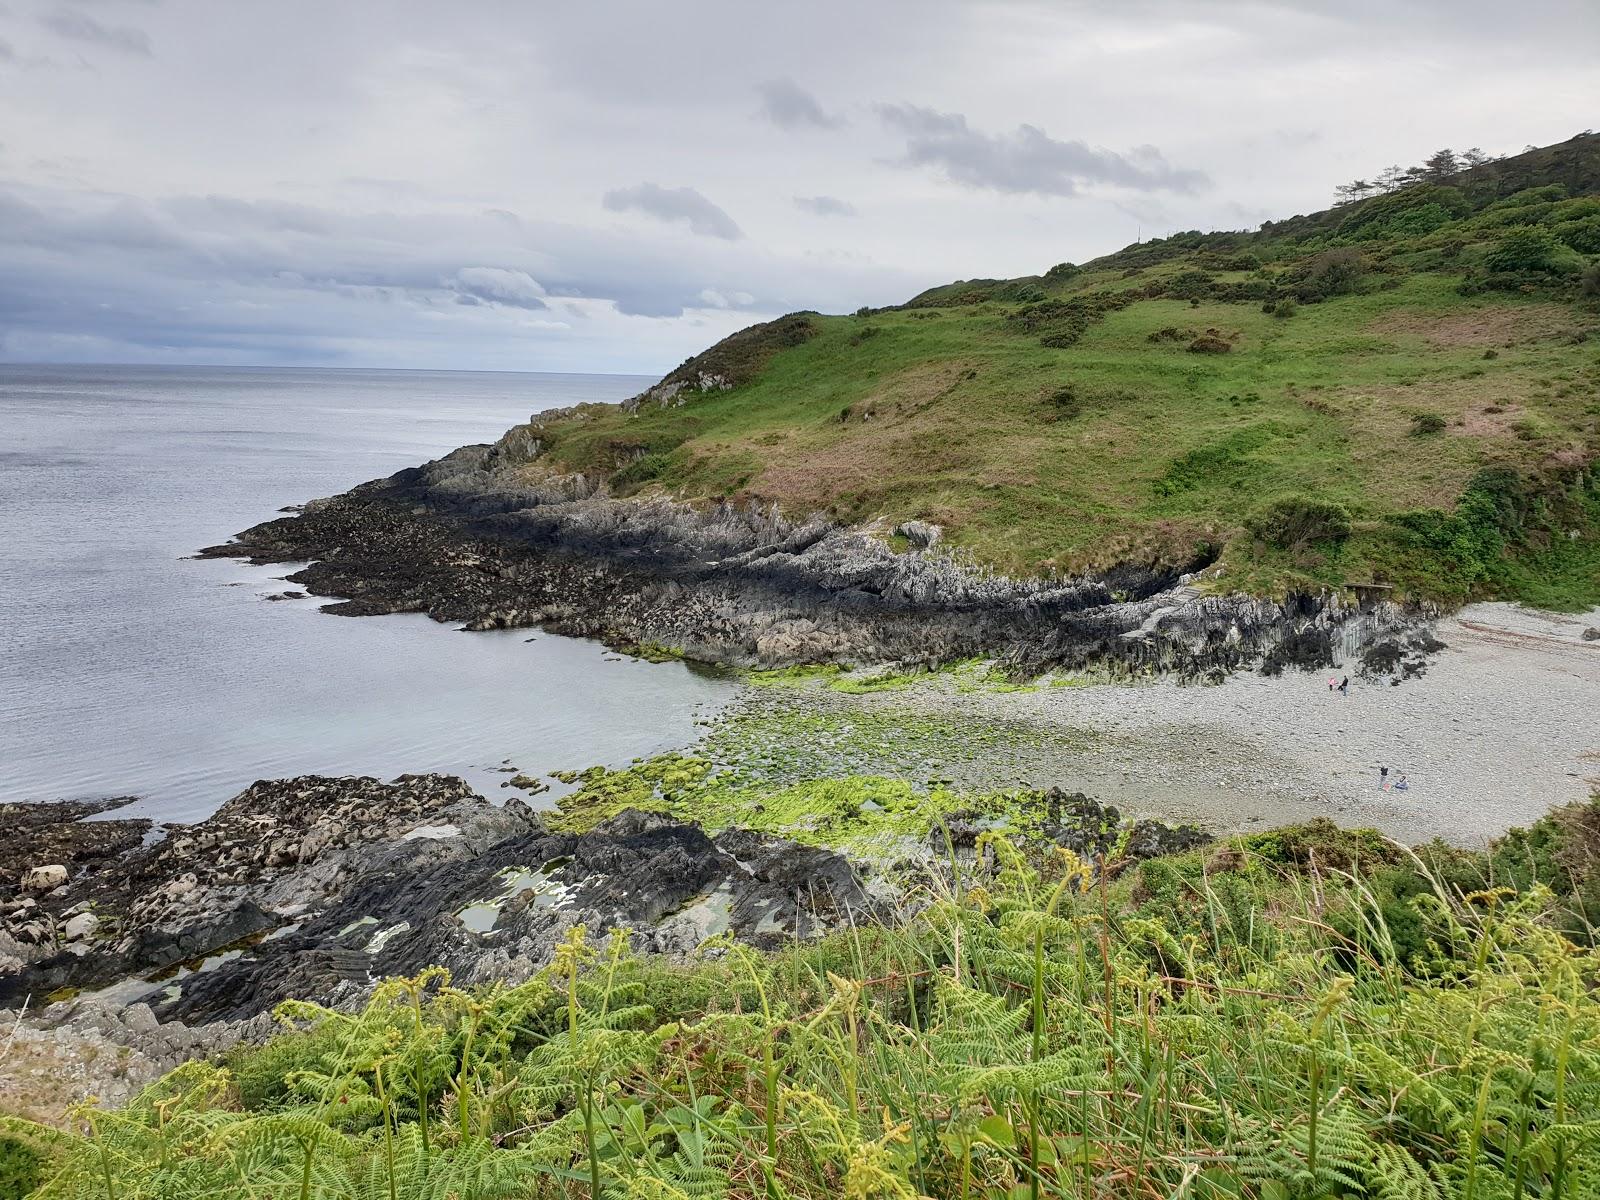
[198,438,1433,680]
[0,774,532,1007]
[1583,627,1599,642]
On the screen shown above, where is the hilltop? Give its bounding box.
[518,133,1600,609]
[202,134,1600,675]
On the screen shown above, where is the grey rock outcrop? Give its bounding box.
[200,429,1430,680]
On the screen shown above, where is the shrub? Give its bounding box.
[1245,496,1353,548]
[1187,333,1232,354]
[1270,297,1298,319]
[1163,270,1217,301]
[1555,215,1600,255]
[1410,412,1447,435]
[1297,248,1367,301]
[1484,226,1563,273]
[1583,260,1600,298]
[0,1137,43,1200]
[608,450,673,491]
[1043,261,1079,280]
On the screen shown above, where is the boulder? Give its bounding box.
[61,912,100,941]
[23,865,68,893]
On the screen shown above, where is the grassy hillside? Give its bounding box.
[11,797,1600,1198]
[514,135,1600,608]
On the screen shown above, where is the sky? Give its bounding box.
[0,1,1595,374]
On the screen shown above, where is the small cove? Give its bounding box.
[0,365,739,823]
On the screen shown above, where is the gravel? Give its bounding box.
[813,603,1600,847]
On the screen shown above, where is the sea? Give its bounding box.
[0,364,738,823]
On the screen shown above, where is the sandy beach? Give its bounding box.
[720,603,1600,847]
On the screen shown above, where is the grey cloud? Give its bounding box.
[0,182,922,367]
[601,182,742,240]
[449,266,547,309]
[877,103,1207,196]
[793,195,857,217]
[757,78,843,131]
[0,38,15,61]
[39,8,152,55]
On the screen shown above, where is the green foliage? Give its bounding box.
[511,136,1600,605]
[1296,248,1368,300]
[1554,214,1600,254]
[1484,226,1564,273]
[1409,412,1448,435]
[1241,817,1398,870]
[1244,497,1353,548]
[23,819,1600,1200]
[1377,463,1600,609]
[1153,424,1282,499]
[0,1133,44,1200]
[1336,185,1469,239]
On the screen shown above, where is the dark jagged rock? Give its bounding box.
[164,808,881,1024]
[0,778,882,1026]
[0,774,527,1007]
[0,799,150,899]
[199,432,1431,679]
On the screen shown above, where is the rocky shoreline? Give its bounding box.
[197,430,1441,680]
[1,772,1206,1118]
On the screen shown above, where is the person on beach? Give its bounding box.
[1328,677,1336,691]
[1393,773,1409,792]
[1339,676,1349,696]
[1379,765,1390,791]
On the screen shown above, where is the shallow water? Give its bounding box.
[0,364,738,823]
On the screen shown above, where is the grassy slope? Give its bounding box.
[13,801,1600,1198]
[520,136,1600,608]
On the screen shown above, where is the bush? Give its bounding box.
[1187,333,1232,353]
[1555,215,1600,255]
[1245,496,1352,548]
[1163,270,1217,301]
[1583,260,1600,298]
[0,1137,44,1200]
[1484,226,1563,273]
[1410,412,1447,435]
[1269,297,1297,319]
[1297,248,1367,301]
[1043,261,1079,280]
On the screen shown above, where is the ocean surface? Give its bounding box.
[0,364,739,823]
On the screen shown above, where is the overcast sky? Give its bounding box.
[1,1,1595,374]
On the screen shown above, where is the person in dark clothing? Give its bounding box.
[1379,765,1390,790]
[1338,676,1349,696]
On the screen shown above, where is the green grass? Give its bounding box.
[502,145,1600,609]
[20,795,1600,1199]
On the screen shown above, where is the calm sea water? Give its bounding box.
[0,365,738,823]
